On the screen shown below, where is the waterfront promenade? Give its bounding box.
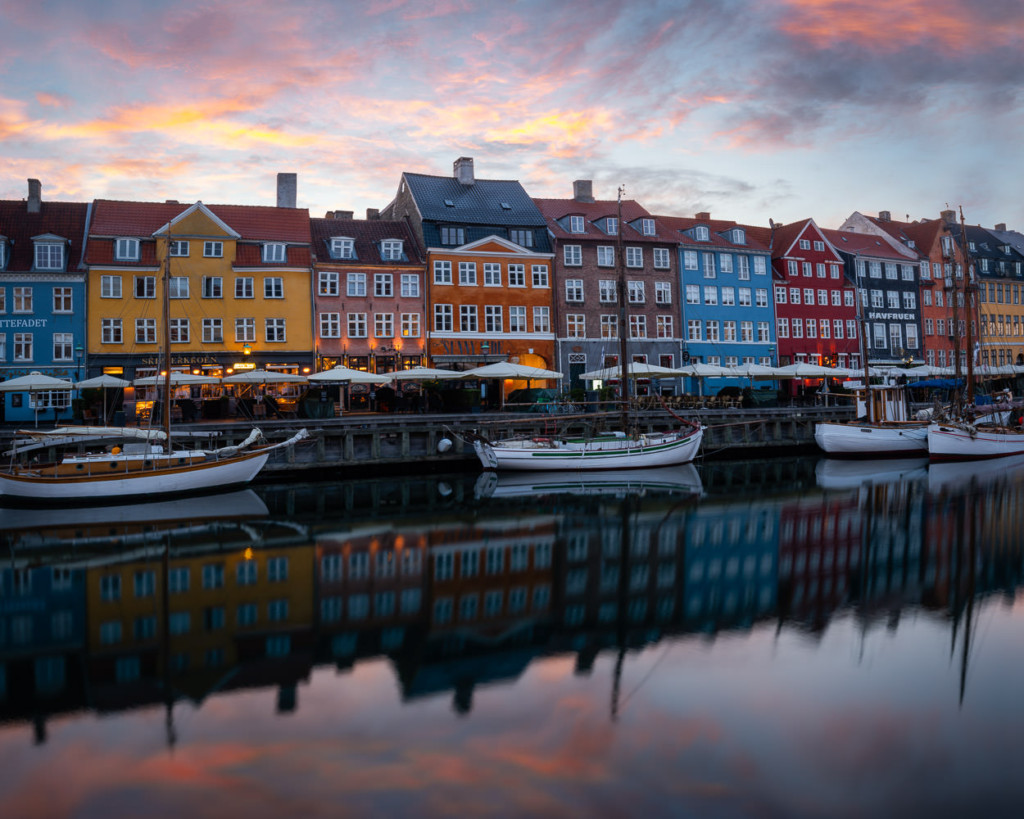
[0,404,855,476]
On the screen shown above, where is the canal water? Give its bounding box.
[1,455,1022,818]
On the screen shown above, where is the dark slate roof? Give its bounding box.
[0,199,91,272]
[310,218,424,266]
[403,172,546,228]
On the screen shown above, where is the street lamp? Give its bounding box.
[75,344,84,380]
[480,340,490,359]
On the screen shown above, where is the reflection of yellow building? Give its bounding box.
[86,543,315,676]
[84,200,313,383]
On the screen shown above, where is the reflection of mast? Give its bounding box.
[611,492,633,722]
[162,531,177,750]
[615,187,632,436]
[958,207,977,409]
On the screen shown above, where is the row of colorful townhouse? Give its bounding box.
[3,161,1024,421]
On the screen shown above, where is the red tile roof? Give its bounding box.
[89,200,311,243]
[533,198,676,242]
[821,228,911,261]
[0,200,91,271]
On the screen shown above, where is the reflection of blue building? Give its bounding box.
[0,180,90,423]
[683,502,780,630]
[0,563,87,721]
[659,216,776,393]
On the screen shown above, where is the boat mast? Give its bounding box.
[958,206,976,408]
[855,271,873,422]
[615,187,631,434]
[162,231,173,442]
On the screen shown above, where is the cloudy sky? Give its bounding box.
[2,0,1021,230]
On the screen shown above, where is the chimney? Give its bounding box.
[27,179,41,214]
[334,210,354,220]
[366,208,380,220]
[276,172,297,208]
[996,223,1007,232]
[696,211,711,220]
[453,156,474,186]
[941,209,956,226]
[572,180,594,203]
[878,210,891,222]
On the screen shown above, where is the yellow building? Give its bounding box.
[85,200,313,402]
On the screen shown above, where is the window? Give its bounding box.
[401,273,420,296]
[758,321,771,342]
[131,276,153,299]
[235,318,255,342]
[600,315,618,339]
[53,287,72,312]
[569,215,585,233]
[235,277,254,299]
[814,240,825,251]
[641,218,655,235]
[686,284,699,304]
[204,241,223,258]
[202,318,223,343]
[458,262,477,285]
[721,286,735,306]
[35,242,63,269]
[777,318,789,338]
[599,280,617,303]
[347,273,367,297]
[484,305,502,333]
[755,288,768,307]
[774,286,787,304]
[263,277,283,298]
[481,263,501,286]
[567,314,585,337]
[202,276,223,299]
[720,254,733,274]
[799,239,810,250]
[265,318,286,342]
[628,280,645,304]
[169,318,189,343]
[348,313,367,337]
[11,287,31,313]
[319,271,339,296]
[653,247,670,269]
[375,273,393,297]
[101,275,122,298]
[434,304,453,332]
[902,291,917,310]
[533,306,550,333]
[834,319,844,339]
[818,319,829,339]
[565,279,583,302]
[597,246,615,267]
[738,287,752,306]
[320,312,341,338]
[804,287,814,304]
[202,563,224,590]
[704,320,718,341]
[508,264,525,287]
[656,315,673,338]
[741,321,754,342]
[169,240,189,257]
[792,318,803,338]
[802,262,812,277]
[433,260,452,284]
[655,281,672,304]
[401,313,420,337]
[111,237,140,261]
[509,306,527,332]
[263,243,286,262]
[831,290,841,306]
[563,245,582,266]
[440,227,465,245]
[704,286,718,305]
[790,289,801,305]
[723,321,737,342]
[694,226,710,241]
[101,318,122,344]
[817,290,828,306]
[509,229,533,247]
[381,240,403,260]
[625,247,643,268]
[885,263,898,279]
[168,277,189,299]
[532,265,549,287]
[703,253,716,278]
[605,217,618,235]
[460,305,477,332]
[136,318,156,344]
[52,333,72,361]
[331,238,355,259]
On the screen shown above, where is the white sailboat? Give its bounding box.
[0,229,308,503]
[473,187,703,472]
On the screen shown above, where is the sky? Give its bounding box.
[2,0,1022,231]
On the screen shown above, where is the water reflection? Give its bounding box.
[1,458,1022,814]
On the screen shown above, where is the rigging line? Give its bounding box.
[616,642,673,714]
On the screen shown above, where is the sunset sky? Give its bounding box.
[2,0,1021,230]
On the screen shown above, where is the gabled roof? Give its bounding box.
[821,228,912,261]
[403,173,545,228]
[768,218,843,261]
[655,215,771,252]
[0,199,91,272]
[310,218,424,265]
[862,214,944,255]
[89,200,311,243]
[533,197,661,240]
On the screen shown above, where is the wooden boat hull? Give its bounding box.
[474,427,703,471]
[0,449,270,502]
[927,422,1024,462]
[814,421,928,456]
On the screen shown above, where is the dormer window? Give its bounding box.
[641,218,655,236]
[440,227,465,246]
[34,240,64,270]
[509,229,533,248]
[381,239,404,261]
[731,228,746,244]
[331,238,355,259]
[606,217,618,235]
[263,243,286,263]
[694,226,710,241]
[569,215,585,233]
[115,238,140,261]
[0,239,6,269]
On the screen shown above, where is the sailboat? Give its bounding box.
[927,207,1024,461]
[0,229,308,503]
[473,187,703,472]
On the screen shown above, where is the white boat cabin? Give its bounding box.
[856,385,912,423]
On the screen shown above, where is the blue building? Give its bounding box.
[0,180,90,423]
[659,214,776,393]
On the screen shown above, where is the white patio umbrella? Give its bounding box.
[386,366,464,381]
[0,371,76,427]
[723,363,781,380]
[675,362,734,377]
[459,362,563,381]
[133,372,222,386]
[773,362,848,378]
[75,374,132,425]
[579,362,681,380]
[222,368,308,385]
[307,366,392,384]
